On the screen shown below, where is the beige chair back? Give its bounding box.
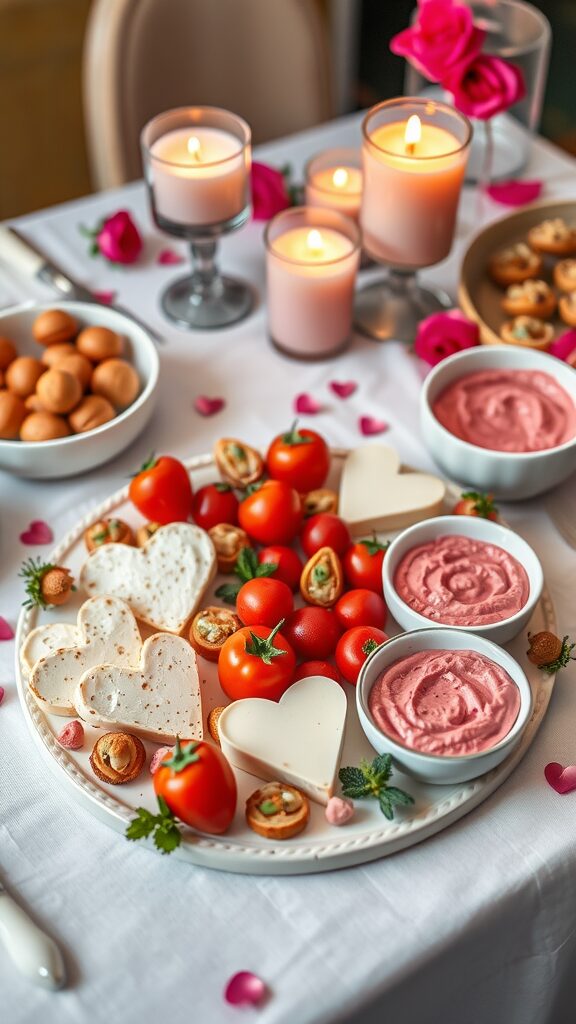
[83,0,334,191]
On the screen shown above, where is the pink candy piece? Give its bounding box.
[19,520,53,545]
[0,617,14,641]
[57,720,84,750]
[325,796,354,826]
[224,971,268,1007]
[92,290,116,305]
[545,762,576,795]
[0,686,5,706]
[150,746,172,774]
[294,393,322,415]
[329,380,357,399]
[359,415,388,437]
[194,395,225,417]
[485,180,543,207]
[157,248,185,265]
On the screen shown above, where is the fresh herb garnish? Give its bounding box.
[339,753,414,821]
[19,557,56,610]
[216,547,277,605]
[125,795,182,854]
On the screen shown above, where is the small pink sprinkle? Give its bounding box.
[57,720,84,750]
[150,746,172,774]
[224,971,268,1007]
[359,415,388,436]
[157,248,185,266]
[0,687,5,706]
[0,617,14,641]
[19,520,53,545]
[294,393,322,415]
[194,395,225,417]
[92,290,116,305]
[329,380,357,399]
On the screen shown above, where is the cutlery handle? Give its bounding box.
[0,884,66,990]
[0,226,45,278]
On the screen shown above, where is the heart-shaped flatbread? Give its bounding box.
[28,596,142,716]
[21,622,81,677]
[80,523,216,634]
[218,675,347,805]
[75,633,203,745]
[339,444,446,534]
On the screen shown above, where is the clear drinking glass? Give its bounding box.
[141,106,253,330]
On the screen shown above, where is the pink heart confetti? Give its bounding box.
[359,415,388,437]
[485,180,543,207]
[329,380,357,399]
[224,971,268,1008]
[157,248,185,266]
[19,520,53,545]
[194,395,225,417]
[544,762,576,795]
[92,290,116,305]
[0,617,14,642]
[294,393,322,415]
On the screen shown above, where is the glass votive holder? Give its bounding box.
[304,148,363,222]
[265,207,361,360]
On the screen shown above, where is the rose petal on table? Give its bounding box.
[359,415,388,436]
[19,520,54,545]
[92,289,116,305]
[150,746,172,774]
[224,971,268,1007]
[329,380,358,399]
[0,617,14,641]
[194,395,225,417]
[0,686,4,706]
[294,393,322,415]
[545,761,576,795]
[550,330,576,363]
[485,180,543,207]
[157,248,185,266]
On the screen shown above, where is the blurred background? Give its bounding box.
[0,0,573,220]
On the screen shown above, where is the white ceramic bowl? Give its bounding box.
[0,301,159,479]
[420,345,576,499]
[356,627,532,784]
[383,515,543,645]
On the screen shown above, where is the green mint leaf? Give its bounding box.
[378,792,394,820]
[386,786,415,807]
[341,783,372,800]
[215,582,241,605]
[338,766,367,789]
[235,546,258,582]
[255,561,278,578]
[125,808,157,841]
[258,800,279,816]
[371,753,393,781]
[154,819,182,854]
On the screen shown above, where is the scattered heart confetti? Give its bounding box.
[92,290,116,305]
[0,617,13,641]
[294,393,322,415]
[485,180,543,207]
[359,415,388,437]
[194,395,225,417]
[19,520,53,545]
[329,380,357,399]
[157,248,185,266]
[224,971,268,1007]
[544,762,576,795]
[0,686,4,706]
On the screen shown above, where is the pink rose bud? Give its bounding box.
[58,720,84,750]
[390,0,485,83]
[443,54,525,121]
[96,210,143,265]
[251,162,291,221]
[150,746,172,774]
[414,309,479,366]
[325,796,354,826]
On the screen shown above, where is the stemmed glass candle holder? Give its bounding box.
[141,107,253,330]
[355,98,472,343]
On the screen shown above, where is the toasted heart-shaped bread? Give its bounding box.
[21,622,81,677]
[339,445,446,534]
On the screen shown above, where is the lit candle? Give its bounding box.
[305,148,363,221]
[361,102,471,268]
[265,208,360,359]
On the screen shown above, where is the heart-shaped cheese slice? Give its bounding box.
[218,675,347,805]
[80,523,216,634]
[339,444,446,533]
[21,622,81,677]
[75,633,203,745]
[28,597,142,716]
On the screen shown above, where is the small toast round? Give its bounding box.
[559,292,576,328]
[501,280,556,319]
[488,243,542,287]
[246,782,310,840]
[500,315,554,351]
[84,517,135,552]
[208,705,226,745]
[207,523,250,573]
[90,731,145,784]
[189,606,241,662]
[554,259,576,293]
[303,488,339,517]
[527,219,576,256]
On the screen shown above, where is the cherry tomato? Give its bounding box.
[236,577,294,628]
[218,620,296,701]
[266,423,329,492]
[294,660,340,683]
[283,607,341,660]
[342,538,389,595]
[334,589,387,631]
[453,491,499,520]
[192,482,239,530]
[335,626,388,686]
[129,454,193,524]
[154,738,237,835]
[258,545,304,592]
[238,480,302,546]
[301,513,351,558]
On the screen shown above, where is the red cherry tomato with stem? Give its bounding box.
[154,738,237,835]
[257,545,304,592]
[129,454,193,524]
[343,537,389,595]
[236,577,294,628]
[334,589,387,631]
[192,482,238,530]
[266,422,330,492]
[335,626,388,686]
[218,620,296,701]
[453,491,499,520]
[238,479,302,546]
[301,513,351,558]
[283,607,342,661]
[294,660,340,683]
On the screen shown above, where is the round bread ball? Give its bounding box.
[0,390,26,438]
[5,356,45,398]
[36,368,82,414]
[25,393,45,412]
[20,411,70,442]
[33,309,77,346]
[91,358,140,411]
[56,352,93,390]
[41,342,77,368]
[69,394,116,433]
[0,336,17,370]
[76,326,123,362]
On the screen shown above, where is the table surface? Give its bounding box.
[2,113,576,1024]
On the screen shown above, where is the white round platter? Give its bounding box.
[15,451,557,875]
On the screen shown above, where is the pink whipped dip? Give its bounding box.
[433,369,576,452]
[394,534,529,626]
[369,648,520,756]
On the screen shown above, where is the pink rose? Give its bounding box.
[251,162,291,221]
[443,54,525,120]
[550,330,576,366]
[95,210,143,264]
[390,0,484,82]
[414,310,479,366]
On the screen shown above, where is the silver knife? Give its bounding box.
[0,225,165,344]
[0,877,66,990]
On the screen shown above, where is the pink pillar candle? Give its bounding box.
[305,148,363,222]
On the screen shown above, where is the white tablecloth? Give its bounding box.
[2,114,576,1024]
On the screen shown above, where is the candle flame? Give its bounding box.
[307,229,324,254]
[332,167,349,189]
[404,115,422,154]
[187,136,202,160]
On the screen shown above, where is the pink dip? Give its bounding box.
[433,369,576,452]
[368,648,520,756]
[394,534,529,626]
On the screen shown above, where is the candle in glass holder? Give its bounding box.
[305,148,363,221]
[265,208,360,359]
